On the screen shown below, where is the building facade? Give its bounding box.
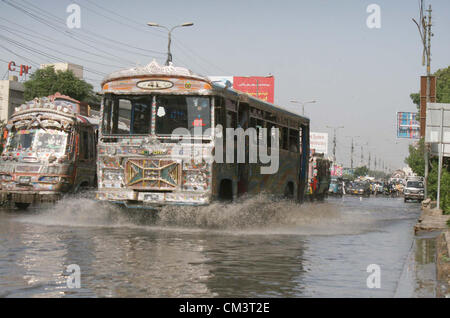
[0,76,25,122]
[40,63,84,80]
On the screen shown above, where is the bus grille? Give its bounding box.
[124,159,180,190]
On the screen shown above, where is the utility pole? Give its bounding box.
[424,4,432,199]
[360,144,364,166]
[346,136,359,171]
[413,1,432,199]
[368,152,371,171]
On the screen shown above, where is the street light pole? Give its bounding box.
[147,22,194,65]
[289,100,317,116]
[327,125,344,163]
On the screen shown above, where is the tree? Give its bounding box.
[404,138,425,176]
[410,65,450,109]
[354,166,369,177]
[24,66,96,102]
[407,65,450,212]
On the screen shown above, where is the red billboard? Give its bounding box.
[233,76,274,103]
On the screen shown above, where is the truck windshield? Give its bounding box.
[6,129,68,155]
[35,130,68,155]
[407,181,423,188]
[6,129,36,151]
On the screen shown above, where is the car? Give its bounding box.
[352,181,370,197]
[329,177,343,196]
[403,178,425,202]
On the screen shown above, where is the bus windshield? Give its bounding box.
[156,95,210,135]
[6,129,68,155]
[102,94,211,136]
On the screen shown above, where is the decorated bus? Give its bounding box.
[96,60,310,209]
[0,93,98,209]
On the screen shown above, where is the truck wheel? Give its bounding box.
[15,202,30,210]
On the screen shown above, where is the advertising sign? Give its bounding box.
[396,112,420,139]
[310,132,328,155]
[233,76,274,103]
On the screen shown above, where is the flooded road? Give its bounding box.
[0,194,435,297]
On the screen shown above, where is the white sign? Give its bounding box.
[425,103,450,157]
[136,80,173,90]
[310,132,328,155]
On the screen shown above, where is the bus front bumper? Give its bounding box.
[95,190,211,208]
[0,191,62,203]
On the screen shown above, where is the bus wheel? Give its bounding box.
[284,182,294,199]
[15,202,30,210]
[219,179,233,202]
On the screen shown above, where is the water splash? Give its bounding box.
[17,194,378,236]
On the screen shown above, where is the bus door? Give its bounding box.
[76,126,97,189]
[298,124,310,202]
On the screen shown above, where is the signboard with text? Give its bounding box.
[233,76,274,103]
[310,132,328,155]
[396,112,420,139]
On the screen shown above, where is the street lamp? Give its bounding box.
[289,100,316,116]
[147,22,194,65]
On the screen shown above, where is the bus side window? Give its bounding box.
[289,129,299,153]
[299,127,303,155]
[214,97,224,127]
[282,126,288,150]
[226,111,237,129]
[89,129,95,160]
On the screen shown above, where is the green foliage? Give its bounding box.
[408,65,450,213]
[353,166,369,177]
[404,138,425,176]
[410,65,450,107]
[428,161,450,214]
[434,67,450,104]
[410,93,420,110]
[24,66,95,102]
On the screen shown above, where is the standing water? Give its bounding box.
[0,194,430,297]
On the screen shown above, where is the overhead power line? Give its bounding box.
[1,0,158,64]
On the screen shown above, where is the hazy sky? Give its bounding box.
[1,0,449,170]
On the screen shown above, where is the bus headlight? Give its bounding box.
[0,174,13,182]
[183,171,207,190]
[38,176,60,183]
[102,169,123,182]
